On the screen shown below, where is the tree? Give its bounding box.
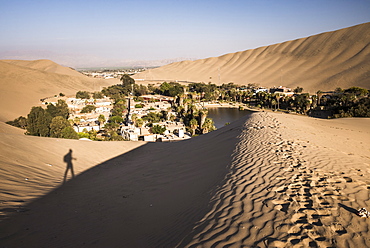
[76,91,90,99]
[189,118,198,136]
[294,87,303,94]
[135,118,144,127]
[121,74,135,86]
[6,116,27,129]
[109,115,123,124]
[80,105,96,113]
[317,90,323,106]
[92,91,104,99]
[47,99,70,119]
[50,116,71,138]
[61,126,78,139]
[202,118,216,134]
[151,124,166,134]
[142,112,161,124]
[98,114,106,127]
[198,108,208,130]
[27,107,52,137]
[104,122,120,132]
[120,74,135,95]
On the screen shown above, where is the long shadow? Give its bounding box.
[63,149,76,183]
[0,115,250,248]
[338,203,358,215]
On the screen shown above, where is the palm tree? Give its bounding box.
[189,118,198,136]
[135,118,144,128]
[131,113,138,126]
[317,90,323,106]
[198,108,208,130]
[202,118,216,134]
[98,114,105,128]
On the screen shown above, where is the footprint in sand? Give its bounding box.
[331,223,347,235]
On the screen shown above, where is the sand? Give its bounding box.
[133,22,370,93]
[0,59,116,122]
[1,111,369,247]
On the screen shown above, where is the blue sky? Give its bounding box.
[0,0,369,67]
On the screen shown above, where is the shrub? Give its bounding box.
[80,105,96,113]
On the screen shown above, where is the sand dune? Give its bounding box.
[0,121,146,219]
[0,60,115,122]
[1,59,85,78]
[134,22,370,93]
[1,111,369,247]
[1,25,370,247]
[0,115,244,247]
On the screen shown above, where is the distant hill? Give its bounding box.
[0,60,116,122]
[134,23,370,93]
[2,59,85,77]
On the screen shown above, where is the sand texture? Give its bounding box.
[134,22,370,93]
[1,111,370,247]
[0,59,115,122]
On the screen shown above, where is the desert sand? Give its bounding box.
[0,59,116,122]
[1,110,369,247]
[133,22,370,93]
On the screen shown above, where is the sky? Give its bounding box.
[0,0,369,67]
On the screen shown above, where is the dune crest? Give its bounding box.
[134,22,370,92]
[0,60,116,122]
[1,59,84,77]
[1,112,369,247]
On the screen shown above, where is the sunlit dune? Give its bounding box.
[0,23,370,248]
[134,22,370,93]
[0,59,116,122]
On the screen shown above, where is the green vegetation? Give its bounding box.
[315,87,370,118]
[157,82,184,97]
[151,124,166,134]
[26,107,51,136]
[76,91,90,99]
[6,116,27,129]
[46,99,70,119]
[92,91,104,99]
[80,105,96,113]
[6,100,78,139]
[50,116,78,139]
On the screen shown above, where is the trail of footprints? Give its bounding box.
[182,113,368,247]
[269,135,358,247]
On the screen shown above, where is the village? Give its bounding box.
[42,94,191,142]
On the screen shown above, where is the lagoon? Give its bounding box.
[207,108,252,129]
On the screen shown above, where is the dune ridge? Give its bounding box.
[1,59,85,77]
[177,112,370,247]
[134,22,370,92]
[0,60,116,122]
[0,113,245,247]
[1,112,369,247]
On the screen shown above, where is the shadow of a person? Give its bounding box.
[63,149,76,183]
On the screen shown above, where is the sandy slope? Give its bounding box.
[0,116,244,247]
[0,60,115,122]
[134,22,370,93]
[0,121,146,220]
[1,59,85,78]
[180,112,370,247]
[1,112,369,247]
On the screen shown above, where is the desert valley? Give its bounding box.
[0,22,370,248]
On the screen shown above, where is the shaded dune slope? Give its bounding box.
[0,60,114,122]
[0,121,145,219]
[1,112,369,247]
[134,23,370,92]
[0,115,246,247]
